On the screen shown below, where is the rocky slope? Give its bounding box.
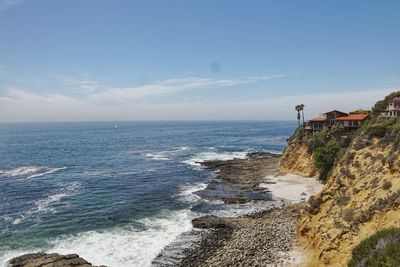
[281,126,400,266]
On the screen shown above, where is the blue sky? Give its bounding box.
[0,0,399,122]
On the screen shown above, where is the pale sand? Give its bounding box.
[259,173,323,204]
[259,174,323,266]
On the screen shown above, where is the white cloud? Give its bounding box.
[0,86,394,122]
[0,0,25,10]
[88,75,285,103]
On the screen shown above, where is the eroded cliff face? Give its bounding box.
[294,135,400,266]
[280,142,318,177]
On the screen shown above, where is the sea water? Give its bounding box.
[0,121,295,266]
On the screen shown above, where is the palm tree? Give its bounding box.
[295,104,305,127]
[295,105,301,127]
[300,104,305,126]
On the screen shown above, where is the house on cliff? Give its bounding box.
[381,97,400,117]
[305,110,369,132]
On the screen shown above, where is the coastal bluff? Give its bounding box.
[280,139,318,177]
[280,120,400,266]
[7,253,106,267]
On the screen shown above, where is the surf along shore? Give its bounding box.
[8,152,322,267]
[155,152,322,267]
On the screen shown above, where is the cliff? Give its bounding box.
[280,119,400,266]
[280,133,318,177]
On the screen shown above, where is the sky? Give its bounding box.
[0,0,399,122]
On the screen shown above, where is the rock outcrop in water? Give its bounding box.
[7,253,105,267]
[199,152,280,204]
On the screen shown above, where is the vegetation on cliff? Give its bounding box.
[372,91,400,116]
[287,125,354,181]
[349,228,400,267]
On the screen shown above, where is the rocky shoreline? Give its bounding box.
[179,206,300,267]
[157,152,307,267]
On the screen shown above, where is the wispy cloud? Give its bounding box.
[5,73,391,122]
[88,74,287,103]
[0,0,25,10]
[0,86,394,122]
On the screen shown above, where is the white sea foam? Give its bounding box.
[45,210,193,267]
[176,183,208,203]
[143,147,192,161]
[12,182,81,225]
[0,166,44,177]
[28,167,67,179]
[0,166,66,179]
[143,153,170,161]
[1,210,192,266]
[182,151,249,167]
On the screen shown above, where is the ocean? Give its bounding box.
[0,121,295,267]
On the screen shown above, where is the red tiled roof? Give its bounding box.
[335,114,369,121]
[309,117,326,122]
[389,97,400,103]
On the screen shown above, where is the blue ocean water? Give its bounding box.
[0,121,295,267]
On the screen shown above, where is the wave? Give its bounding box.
[12,182,81,225]
[1,210,193,267]
[142,146,192,161]
[28,167,67,179]
[182,151,249,167]
[176,183,208,203]
[0,166,66,179]
[45,210,193,267]
[143,153,170,161]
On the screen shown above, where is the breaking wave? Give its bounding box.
[143,147,192,161]
[176,183,208,203]
[12,182,81,225]
[0,166,66,179]
[46,210,193,267]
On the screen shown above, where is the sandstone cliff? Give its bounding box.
[281,124,400,266]
[280,142,318,177]
[280,129,318,177]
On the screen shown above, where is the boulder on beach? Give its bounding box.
[192,215,234,229]
[7,253,106,267]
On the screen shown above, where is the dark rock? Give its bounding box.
[192,216,234,229]
[7,253,106,267]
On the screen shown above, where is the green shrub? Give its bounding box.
[335,195,350,206]
[371,91,400,116]
[367,124,389,138]
[348,228,400,267]
[382,180,392,190]
[341,208,355,222]
[364,117,400,139]
[349,109,370,115]
[314,139,340,181]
